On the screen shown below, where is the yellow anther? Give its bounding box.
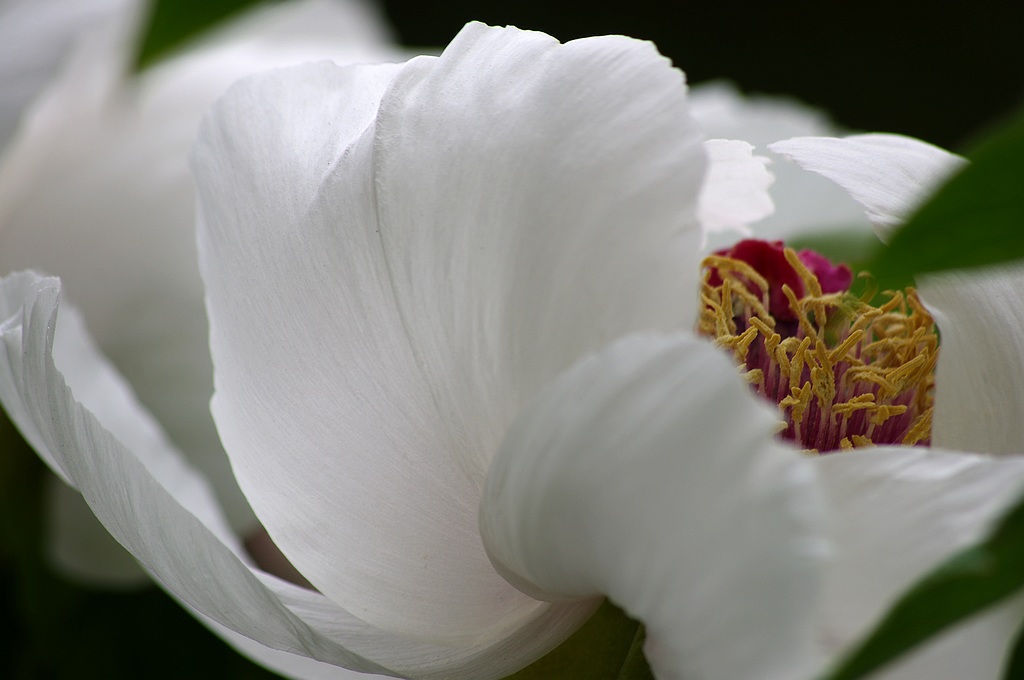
[829,328,865,364]
[902,408,934,446]
[742,368,765,387]
[783,247,823,298]
[870,404,908,426]
[702,255,770,296]
[698,246,937,452]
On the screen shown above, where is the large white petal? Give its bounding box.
[481,333,826,680]
[0,271,591,679]
[816,447,1024,679]
[768,134,965,242]
[195,23,704,642]
[0,0,402,535]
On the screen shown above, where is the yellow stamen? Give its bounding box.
[698,247,938,453]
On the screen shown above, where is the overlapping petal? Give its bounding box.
[194,22,706,643]
[481,333,826,680]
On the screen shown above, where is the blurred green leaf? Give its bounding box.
[863,109,1024,291]
[134,0,277,70]
[819,485,1024,680]
[504,600,653,679]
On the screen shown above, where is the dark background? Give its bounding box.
[381,0,1024,151]
[2,1,1022,678]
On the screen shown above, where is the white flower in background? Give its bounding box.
[0,0,399,586]
[3,17,1024,680]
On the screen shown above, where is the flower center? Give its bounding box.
[697,239,937,453]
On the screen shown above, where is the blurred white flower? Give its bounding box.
[0,0,399,586]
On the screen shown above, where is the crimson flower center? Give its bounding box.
[698,239,936,453]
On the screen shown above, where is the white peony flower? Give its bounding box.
[3,17,1022,680]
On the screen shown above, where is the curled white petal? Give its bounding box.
[481,332,826,680]
[769,133,965,242]
[916,265,1024,457]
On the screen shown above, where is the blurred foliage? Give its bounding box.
[0,415,280,679]
[134,0,278,69]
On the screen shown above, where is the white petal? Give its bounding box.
[816,447,1024,678]
[917,266,1024,456]
[0,271,588,680]
[481,333,827,680]
[768,134,966,242]
[698,138,774,240]
[194,22,704,643]
[688,82,869,245]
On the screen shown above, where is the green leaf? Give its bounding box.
[504,600,653,680]
[819,485,1024,680]
[863,110,1024,291]
[134,0,277,71]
